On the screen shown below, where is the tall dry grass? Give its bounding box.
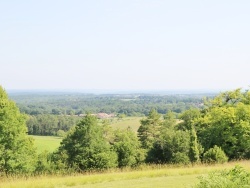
[1,160,250,188]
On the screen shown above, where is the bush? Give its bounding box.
[195,165,250,188]
[57,130,66,137]
[203,145,228,164]
[35,151,52,174]
[170,152,190,165]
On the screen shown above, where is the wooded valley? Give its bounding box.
[1,86,250,187]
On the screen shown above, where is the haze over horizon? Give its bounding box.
[1,1,250,91]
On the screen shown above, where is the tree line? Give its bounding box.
[1,86,250,176]
[13,92,206,136]
[27,114,81,136]
[10,93,204,116]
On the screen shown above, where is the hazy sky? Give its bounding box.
[1,1,250,91]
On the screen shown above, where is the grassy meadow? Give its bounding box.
[109,116,142,132]
[31,135,62,153]
[1,161,250,188]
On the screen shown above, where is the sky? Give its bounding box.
[0,0,250,92]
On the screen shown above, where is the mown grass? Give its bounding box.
[1,161,250,188]
[31,135,62,153]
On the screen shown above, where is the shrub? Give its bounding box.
[57,130,66,137]
[171,152,190,165]
[203,145,228,164]
[195,165,250,188]
[35,151,52,174]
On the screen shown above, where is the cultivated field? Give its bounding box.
[1,161,250,188]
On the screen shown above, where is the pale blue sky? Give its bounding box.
[0,1,250,91]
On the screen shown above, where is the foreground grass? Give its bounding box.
[31,135,62,153]
[1,161,250,188]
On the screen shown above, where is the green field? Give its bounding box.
[1,161,250,188]
[109,117,142,132]
[31,135,62,153]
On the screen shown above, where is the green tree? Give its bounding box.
[101,119,115,144]
[163,111,176,128]
[194,89,250,159]
[189,126,200,163]
[177,108,200,131]
[0,86,37,175]
[113,129,145,167]
[56,114,117,171]
[202,145,228,164]
[137,109,162,149]
[147,128,190,164]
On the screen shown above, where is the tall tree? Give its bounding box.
[163,111,176,128]
[148,128,190,164]
[137,109,162,149]
[189,125,200,163]
[177,108,200,131]
[0,86,37,174]
[113,128,145,167]
[56,114,117,170]
[195,89,250,159]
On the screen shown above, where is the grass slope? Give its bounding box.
[1,161,250,188]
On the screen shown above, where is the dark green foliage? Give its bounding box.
[50,150,69,172]
[147,128,190,164]
[203,145,228,164]
[0,86,37,175]
[178,89,250,160]
[138,109,192,164]
[163,111,177,128]
[189,126,200,163]
[195,166,250,188]
[56,114,118,171]
[196,103,250,159]
[170,152,190,165]
[113,129,145,167]
[27,114,80,136]
[162,130,191,164]
[177,108,200,131]
[138,109,162,149]
[35,151,52,174]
